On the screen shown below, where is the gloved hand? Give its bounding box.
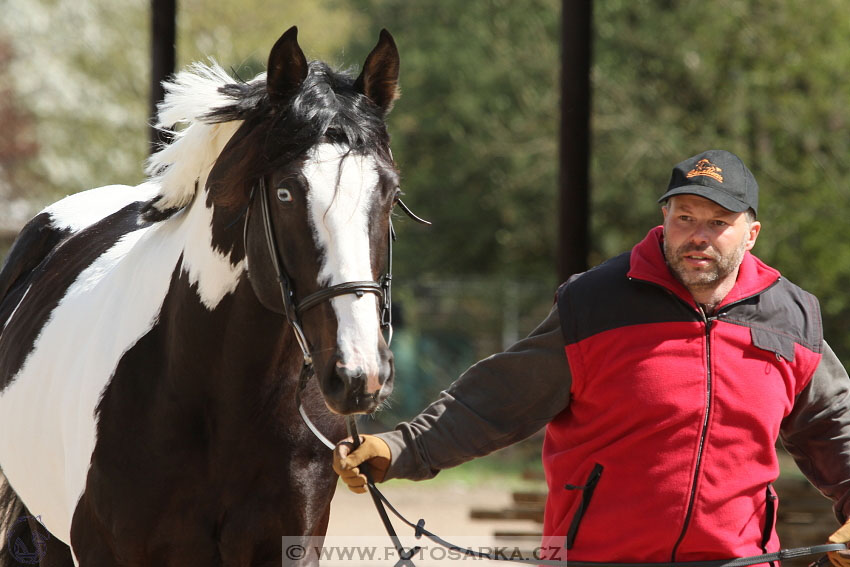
[828,518,850,567]
[332,434,391,494]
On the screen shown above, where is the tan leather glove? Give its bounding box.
[828,518,850,567]
[332,434,391,494]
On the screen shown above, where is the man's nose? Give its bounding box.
[689,223,711,245]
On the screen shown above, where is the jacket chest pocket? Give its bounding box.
[751,327,796,362]
[564,463,604,549]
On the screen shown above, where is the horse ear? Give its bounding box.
[267,26,308,103]
[354,29,400,115]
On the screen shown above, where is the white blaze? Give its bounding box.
[303,144,383,383]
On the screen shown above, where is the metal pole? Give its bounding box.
[150,0,176,153]
[558,0,592,282]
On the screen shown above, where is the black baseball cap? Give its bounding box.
[658,149,758,216]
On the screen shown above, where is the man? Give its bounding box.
[334,150,850,565]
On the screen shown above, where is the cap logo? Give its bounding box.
[686,159,724,183]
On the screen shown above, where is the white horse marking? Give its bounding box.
[303,144,383,386]
[46,183,159,232]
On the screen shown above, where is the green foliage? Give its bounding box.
[176,1,368,72]
[592,0,850,363]
[4,0,850,371]
[342,0,561,281]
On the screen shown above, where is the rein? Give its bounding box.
[349,416,846,567]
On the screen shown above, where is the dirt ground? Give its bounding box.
[322,479,543,566]
[320,473,839,567]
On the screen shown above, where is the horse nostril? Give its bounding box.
[334,362,364,391]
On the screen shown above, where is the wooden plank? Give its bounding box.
[469,506,544,523]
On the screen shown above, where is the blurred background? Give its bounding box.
[1,0,848,552]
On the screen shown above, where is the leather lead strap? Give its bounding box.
[359,478,847,567]
[295,379,335,450]
[348,407,847,567]
[348,418,420,566]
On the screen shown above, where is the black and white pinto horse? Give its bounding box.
[0,27,401,566]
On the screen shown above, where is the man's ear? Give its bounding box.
[746,221,762,251]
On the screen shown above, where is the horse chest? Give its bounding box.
[74,424,338,566]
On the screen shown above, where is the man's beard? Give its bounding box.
[663,237,748,290]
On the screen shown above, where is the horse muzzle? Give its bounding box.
[321,349,394,415]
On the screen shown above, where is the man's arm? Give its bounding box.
[374,303,572,481]
[780,340,850,522]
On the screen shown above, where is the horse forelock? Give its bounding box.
[205,61,394,181]
[146,60,393,219]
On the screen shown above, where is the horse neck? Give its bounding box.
[157,274,306,423]
[159,191,304,404]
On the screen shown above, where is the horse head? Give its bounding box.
[202,27,401,415]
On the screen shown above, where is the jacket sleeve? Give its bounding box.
[780,340,850,522]
[376,303,571,481]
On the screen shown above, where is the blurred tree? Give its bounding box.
[0,36,40,254]
[2,0,153,202]
[4,0,850,368]
[343,0,561,282]
[591,0,850,362]
[0,38,39,200]
[0,0,364,203]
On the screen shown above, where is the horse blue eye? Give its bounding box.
[277,188,293,203]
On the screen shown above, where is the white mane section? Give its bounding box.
[145,62,260,212]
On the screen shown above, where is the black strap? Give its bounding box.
[341,427,848,567]
[348,419,421,566]
[396,198,431,226]
[296,281,384,314]
[565,463,604,550]
[362,480,846,567]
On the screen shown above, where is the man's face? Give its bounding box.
[661,194,761,292]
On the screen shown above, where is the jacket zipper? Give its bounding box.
[627,276,782,557]
[564,463,604,549]
[670,307,715,561]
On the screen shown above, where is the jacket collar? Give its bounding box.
[627,226,781,310]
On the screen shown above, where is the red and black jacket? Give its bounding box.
[544,226,823,562]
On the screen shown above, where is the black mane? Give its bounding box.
[203,61,393,175]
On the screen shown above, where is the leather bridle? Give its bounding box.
[250,175,429,448]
